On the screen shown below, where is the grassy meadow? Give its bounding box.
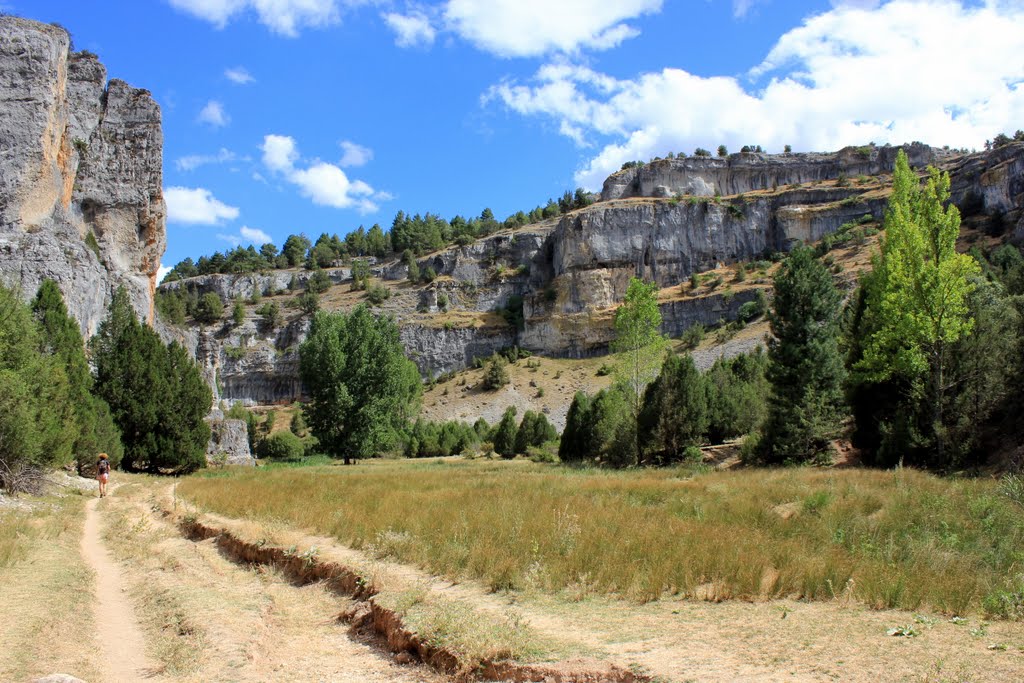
[179,459,1024,616]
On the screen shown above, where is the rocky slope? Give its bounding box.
[0,17,164,334]
[160,142,1024,407]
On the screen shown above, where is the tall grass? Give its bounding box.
[179,460,1024,615]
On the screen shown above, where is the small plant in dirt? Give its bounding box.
[886,624,918,637]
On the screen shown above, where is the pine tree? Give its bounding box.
[759,245,845,464]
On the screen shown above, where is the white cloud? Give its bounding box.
[217,233,242,246]
[198,100,230,127]
[168,0,345,37]
[488,0,1024,189]
[176,148,239,171]
[157,263,172,282]
[443,0,661,57]
[261,134,383,212]
[733,0,761,18]
[165,186,240,225]
[240,225,273,244]
[339,140,373,167]
[383,10,436,47]
[225,66,255,84]
[261,134,299,172]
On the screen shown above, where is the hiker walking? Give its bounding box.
[96,453,110,498]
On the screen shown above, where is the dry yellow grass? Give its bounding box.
[179,460,1024,616]
[0,492,100,682]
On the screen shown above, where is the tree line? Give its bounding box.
[161,190,595,283]
[0,282,212,491]
[559,150,1024,470]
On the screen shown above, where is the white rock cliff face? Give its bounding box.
[0,17,165,335]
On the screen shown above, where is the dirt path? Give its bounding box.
[81,496,159,682]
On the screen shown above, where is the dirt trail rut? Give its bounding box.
[81,496,158,682]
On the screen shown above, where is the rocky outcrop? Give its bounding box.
[0,17,164,335]
[602,143,943,201]
[205,416,254,466]
[157,142,1024,403]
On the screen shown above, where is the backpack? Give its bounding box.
[98,459,110,475]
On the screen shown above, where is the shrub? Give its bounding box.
[680,323,705,349]
[493,407,518,458]
[366,282,391,305]
[482,355,510,390]
[195,292,224,324]
[258,431,305,461]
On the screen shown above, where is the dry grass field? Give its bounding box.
[179,459,1024,615]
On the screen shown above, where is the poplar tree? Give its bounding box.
[856,150,980,465]
[613,277,667,463]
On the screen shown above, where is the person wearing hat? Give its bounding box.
[96,453,111,498]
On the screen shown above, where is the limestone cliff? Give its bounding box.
[159,142,1024,406]
[0,17,164,334]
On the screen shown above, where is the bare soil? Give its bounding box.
[81,495,159,682]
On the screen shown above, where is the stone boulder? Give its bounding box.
[205,418,254,467]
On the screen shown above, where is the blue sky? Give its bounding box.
[10,1,1024,271]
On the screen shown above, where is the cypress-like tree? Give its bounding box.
[92,288,211,473]
[299,305,422,464]
[559,391,593,463]
[492,407,518,458]
[759,245,845,464]
[32,280,123,470]
[0,284,75,483]
[638,354,708,465]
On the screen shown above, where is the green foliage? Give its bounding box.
[638,354,708,465]
[717,145,728,157]
[350,259,370,291]
[299,306,422,463]
[366,282,391,305]
[295,291,320,315]
[195,292,224,324]
[706,349,769,443]
[0,284,76,486]
[404,418,479,458]
[232,298,245,326]
[84,231,101,260]
[282,234,311,267]
[492,407,518,458]
[514,411,557,455]
[851,151,982,467]
[307,269,332,294]
[613,278,667,428]
[256,301,281,329]
[155,288,188,325]
[482,354,510,390]
[258,430,305,461]
[92,288,211,473]
[758,246,845,464]
[737,291,768,323]
[31,280,123,471]
[680,323,705,349]
[403,249,420,283]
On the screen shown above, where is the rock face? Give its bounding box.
[0,17,164,335]
[205,416,254,466]
[158,142,1024,405]
[601,143,944,201]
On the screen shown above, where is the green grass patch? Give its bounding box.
[179,460,1024,614]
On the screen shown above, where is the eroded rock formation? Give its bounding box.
[0,17,164,334]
